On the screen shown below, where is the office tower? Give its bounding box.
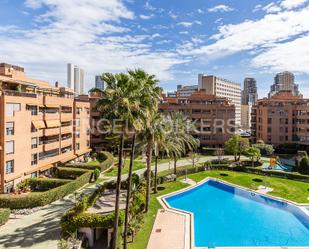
[159,90,235,147]
[269,71,300,97]
[242,78,258,105]
[251,91,309,146]
[0,63,91,193]
[95,75,105,90]
[67,63,85,95]
[198,74,241,126]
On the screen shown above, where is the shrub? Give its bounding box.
[93,169,100,181]
[56,167,90,179]
[26,178,72,191]
[253,143,274,156]
[65,164,101,172]
[98,151,114,171]
[299,157,309,175]
[0,208,10,226]
[0,171,93,209]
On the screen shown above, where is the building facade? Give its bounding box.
[198,74,241,126]
[0,63,91,193]
[241,104,252,130]
[242,77,258,105]
[269,71,300,97]
[251,91,309,147]
[67,63,85,95]
[95,75,105,90]
[159,90,236,147]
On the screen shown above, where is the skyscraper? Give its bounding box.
[242,78,258,105]
[67,63,85,95]
[268,71,300,97]
[95,75,105,90]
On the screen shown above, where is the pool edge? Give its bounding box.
[158,177,309,249]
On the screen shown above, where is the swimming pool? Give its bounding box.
[164,179,309,248]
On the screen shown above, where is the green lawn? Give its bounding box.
[125,170,309,249]
[104,160,146,177]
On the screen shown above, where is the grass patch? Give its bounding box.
[182,170,309,203]
[86,160,101,166]
[104,160,146,177]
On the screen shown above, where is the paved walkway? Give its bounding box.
[0,182,103,249]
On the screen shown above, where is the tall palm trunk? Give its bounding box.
[145,138,153,213]
[154,155,158,193]
[173,155,178,181]
[112,134,124,249]
[123,133,136,249]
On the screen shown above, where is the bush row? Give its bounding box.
[55,167,90,180]
[0,170,93,209]
[0,208,10,226]
[27,178,72,191]
[64,151,114,172]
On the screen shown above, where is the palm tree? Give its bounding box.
[123,70,160,249]
[95,73,143,249]
[127,70,161,214]
[166,112,200,178]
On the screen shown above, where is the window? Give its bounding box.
[6,122,14,135]
[26,105,38,115]
[31,154,38,166]
[31,137,38,149]
[87,140,90,147]
[76,143,80,150]
[6,103,21,117]
[75,118,80,127]
[76,131,80,138]
[76,108,82,114]
[5,141,14,155]
[5,160,14,174]
[31,172,38,178]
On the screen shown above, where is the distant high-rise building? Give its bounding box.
[95,75,105,90]
[242,78,258,105]
[268,71,300,97]
[67,63,85,95]
[198,74,241,126]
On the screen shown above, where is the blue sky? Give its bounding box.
[0,0,309,97]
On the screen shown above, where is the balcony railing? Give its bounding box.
[4,90,37,98]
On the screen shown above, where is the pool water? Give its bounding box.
[165,180,309,248]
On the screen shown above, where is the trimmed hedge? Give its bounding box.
[0,208,10,226]
[65,151,114,172]
[27,178,72,191]
[0,171,93,209]
[55,167,90,180]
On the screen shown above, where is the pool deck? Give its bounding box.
[154,177,309,249]
[147,209,191,249]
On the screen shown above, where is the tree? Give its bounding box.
[299,156,309,175]
[167,112,200,178]
[214,148,225,162]
[252,143,274,156]
[95,72,144,249]
[246,147,261,167]
[187,151,200,172]
[225,135,250,161]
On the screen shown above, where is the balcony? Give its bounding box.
[39,149,59,161]
[4,90,37,98]
[61,139,72,148]
[61,113,73,122]
[61,125,72,134]
[44,127,60,136]
[44,140,60,151]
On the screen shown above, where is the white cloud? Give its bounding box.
[0,0,185,87]
[177,21,202,28]
[140,14,154,20]
[168,11,177,19]
[208,4,234,13]
[252,35,309,74]
[262,3,282,13]
[197,9,204,14]
[182,6,309,58]
[280,0,308,9]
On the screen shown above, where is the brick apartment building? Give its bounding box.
[0,63,91,193]
[159,90,236,147]
[251,91,309,147]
